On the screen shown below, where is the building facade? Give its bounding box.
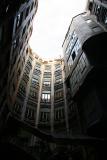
[63,11,107,136]
[0,0,38,131]
[3,49,71,160]
[62,10,107,160]
[10,49,68,135]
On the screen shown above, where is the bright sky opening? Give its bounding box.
[29,0,87,60]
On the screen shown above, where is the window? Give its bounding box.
[40,112,50,122]
[55,78,62,83]
[54,108,64,121]
[43,72,51,78]
[34,0,37,6]
[27,59,32,67]
[45,65,51,70]
[68,54,73,70]
[29,89,36,99]
[35,62,41,68]
[66,31,72,41]
[17,68,21,79]
[75,39,81,52]
[104,16,107,24]
[29,56,33,62]
[55,110,59,121]
[72,51,76,61]
[43,81,51,86]
[19,81,26,94]
[13,39,17,49]
[86,19,92,24]
[79,53,87,73]
[16,12,23,30]
[54,90,63,100]
[31,80,39,89]
[30,2,34,11]
[41,93,51,102]
[55,74,62,81]
[26,48,29,55]
[33,73,40,79]
[25,7,30,18]
[65,31,78,61]
[55,64,61,70]
[82,13,87,17]
[70,52,88,94]
[14,103,22,114]
[33,68,41,75]
[55,70,62,76]
[43,78,51,82]
[25,107,35,121]
[54,83,63,90]
[24,65,30,74]
[16,14,20,28]
[93,26,101,32]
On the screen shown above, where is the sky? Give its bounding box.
[29,0,87,60]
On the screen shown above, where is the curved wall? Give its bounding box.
[11,51,68,134]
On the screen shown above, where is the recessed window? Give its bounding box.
[13,39,16,49]
[36,62,41,68]
[45,65,51,70]
[82,13,87,17]
[86,19,92,24]
[6,5,9,12]
[40,112,49,122]
[55,64,61,69]
[16,14,20,27]
[72,51,76,61]
[105,17,107,24]
[16,12,23,31]
[25,108,35,121]
[30,2,34,12]
[14,103,21,114]
[55,90,63,100]
[72,31,77,40]
[42,93,51,102]
[43,81,50,85]
[25,7,30,18]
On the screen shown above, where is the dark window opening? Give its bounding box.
[72,51,76,61]
[25,7,30,18]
